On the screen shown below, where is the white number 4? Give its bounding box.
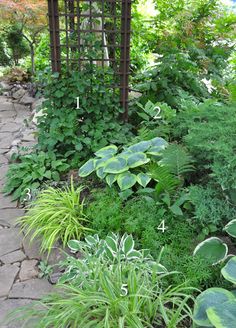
[157,220,168,233]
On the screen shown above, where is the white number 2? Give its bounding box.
[157,220,168,233]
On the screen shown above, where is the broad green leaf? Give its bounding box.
[105,174,117,187]
[79,159,96,177]
[105,236,118,253]
[118,189,133,200]
[67,240,81,252]
[126,250,142,260]
[207,300,236,328]
[95,145,118,158]
[122,235,134,255]
[103,157,128,174]
[127,140,151,153]
[193,288,235,327]
[85,235,98,246]
[96,166,106,179]
[127,152,150,168]
[136,172,151,187]
[224,219,236,238]
[193,237,228,265]
[221,256,236,284]
[117,172,137,190]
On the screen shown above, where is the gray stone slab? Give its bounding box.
[0,264,19,297]
[23,235,42,260]
[0,154,8,164]
[0,122,21,133]
[0,165,8,181]
[0,298,32,328]
[0,250,26,264]
[19,260,38,281]
[0,111,15,119]
[0,228,22,257]
[9,279,53,300]
[0,194,17,209]
[0,208,25,226]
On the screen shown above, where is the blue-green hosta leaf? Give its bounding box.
[193,237,228,265]
[117,172,137,191]
[224,219,236,238]
[96,166,106,179]
[103,157,128,174]
[150,137,168,148]
[207,300,236,328]
[118,189,133,200]
[193,288,235,327]
[121,235,134,255]
[127,140,151,153]
[221,256,236,284]
[136,172,151,187]
[95,156,113,169]
[95,145,118,158]
[78,159,96,177]
[105,174,117,187]
[67,240,81,252]
[126,152,150,168]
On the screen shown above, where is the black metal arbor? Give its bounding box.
[47,0,132,120]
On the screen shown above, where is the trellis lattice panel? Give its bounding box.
[47,0,132,119]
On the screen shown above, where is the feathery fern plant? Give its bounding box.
[160,144,194,178]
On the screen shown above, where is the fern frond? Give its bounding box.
[149,164,180,196]
[160,144,194,177]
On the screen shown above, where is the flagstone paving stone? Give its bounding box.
[0,93,54,326]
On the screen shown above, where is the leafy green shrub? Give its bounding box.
[86,188,218,287]
[189,185,236,228]
[4,151,69,202]
[17,179,92,253]
[8,234,194,327]
[193,256,236,328]
[37,68,132,167]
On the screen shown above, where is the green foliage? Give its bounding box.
[38,261,53,279]
[79,137,168,191]
[5,24,29,66]
[193,256,236,328]
[4,151,69,202]
[8,234,194,328]
[189,185,236,228]
[86,188,218,287]
[37,69,132,167]
[0,34,10,66]
[17,179,92,253]
[193,219,236,265]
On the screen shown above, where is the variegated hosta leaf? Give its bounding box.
[193,237,228,265]
[126,152,150,168]
[127,140,151,153]
[117,172,137,191]
[136,172,151,187]
[85,234,100,247]
[224,219,236,238]
[103,157,128,174]
[105,235,118,254]
[78,159,96,177]
[193,288,235,327]
[207,300,236,328]
[221,256,236,285]
[95,145,118,158]
[105,174,117,187]
[67,240,81,252]
[121,235,135,255]
[96,166,106,179]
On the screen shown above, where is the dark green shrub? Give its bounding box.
[38,68,132,167]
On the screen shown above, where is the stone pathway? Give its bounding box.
[0,96,53,327]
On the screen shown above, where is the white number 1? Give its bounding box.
[157,220,168,233]
[77,97,80,109]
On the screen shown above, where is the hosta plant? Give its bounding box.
[193,256,236,328]
[17,179,92,254]
[79,138,193,199]
[8,234,195,328]
[193,219,236,265]
[79,136,168,193]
